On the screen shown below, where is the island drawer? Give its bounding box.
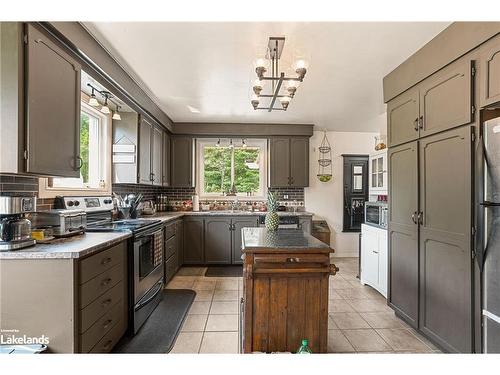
[88,317,126,353]
[79,281,124,333]
[165,252,177,283]
[80,263,123,308]
[164,221,176,240]
[252,253,330,272]
[80,299,124,353]
[79,243,126,284]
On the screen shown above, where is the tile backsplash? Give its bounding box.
[0,175,305,212]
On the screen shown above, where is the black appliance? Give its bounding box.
[364,201,388,229]
[258,215,299,229]
[479,120,500,353]
[55,195,164,335]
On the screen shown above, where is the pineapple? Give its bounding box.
[265,192,280,231]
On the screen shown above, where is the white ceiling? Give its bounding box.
[84,22,450,132]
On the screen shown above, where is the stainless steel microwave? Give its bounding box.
[364,201,388,229]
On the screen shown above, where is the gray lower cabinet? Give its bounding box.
[25,24,82,177]
[171,136,194,187]
[418,126,472,353]
[388,141,419,328]
[205,217,232,264]
[232,217,259,264]
[269,137,310,187]
[183,217,204,264]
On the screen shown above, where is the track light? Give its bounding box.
[112,105,121,120]
[89,87,99,107]
[100,96,110,114]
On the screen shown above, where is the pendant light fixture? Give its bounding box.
[100,95,110,114]
[88,87,99,107]
[250,36,308,112]
[112,105,122,120]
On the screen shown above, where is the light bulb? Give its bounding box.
[279,96,291,110]
[89,96,99,107]
[254,58,267,69]
[286,80,300,89]
[112,112,121,120]
[294,59,308,70]
[100,105,110,114]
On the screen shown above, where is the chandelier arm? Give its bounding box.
[268,72,285,112]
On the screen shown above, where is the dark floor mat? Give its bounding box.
[113,289,195,353]
[205,266,243,277]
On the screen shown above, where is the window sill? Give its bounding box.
[38,178,111,199]
[198,195,266,201]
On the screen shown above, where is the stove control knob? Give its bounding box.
[67,201,74,207]
[74,201,80,206]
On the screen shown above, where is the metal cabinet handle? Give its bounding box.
[286,257,300,263]
[419,115,424,129]
[101,298,112,307]
[411,211,417,224]
[417,211,423,225]
[414,117,419,131]
[101,257,112,265]
[373,250,379,254]
[76,156,83,170]
[102,319,113,329]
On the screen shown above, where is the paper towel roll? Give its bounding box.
[192,194,199,211]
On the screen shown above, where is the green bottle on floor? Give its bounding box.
[297,339,312,354]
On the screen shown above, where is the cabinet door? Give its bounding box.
[418,126,472,353]
[25,24,81,177]
[480,36,500,107]
[388,141,419,328]
[162,132,171,187]
[183,217,204,264]
[269,138,290,187]
[419,59,473,138]
[171,136,193,187]
[361,225,379,287]
[387,88,419,147]
[205,217,232,264]
[290,137,309,187]
[138,118,152,184]
[299,217,312,234]
[378,229,388,297]
[151,126,162,186]
[232,217,259,264]
[176,220,183,267]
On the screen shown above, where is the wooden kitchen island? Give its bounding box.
[241,228,337,353]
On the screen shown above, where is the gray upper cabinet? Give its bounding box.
[138,118,152,184]
[290,137,309,187]
[151,126,162,186]
[270,137,290,187]
[204,217,232,264]
[419,59,473,139]
[418,126,472,353]
[232,217,259,264]
[183,217,204,264]
[480,34,500,107]
[112,112,139,183]
[269,137,309,187]
[388,141,419,328]
[171,136,194,187]
[162,132,171,187]
[25,24,81,177]
[387,88,419,148]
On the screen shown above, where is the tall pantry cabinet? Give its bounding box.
[387,55,476,353]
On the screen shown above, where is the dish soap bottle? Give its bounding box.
[297,339,312,354]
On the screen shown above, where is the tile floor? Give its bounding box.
[167,257,441,354]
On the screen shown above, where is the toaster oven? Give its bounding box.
[364,201,388,229]
[32,209,86,237]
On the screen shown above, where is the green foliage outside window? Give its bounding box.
[203,146,260,194]
[80,112,90,183]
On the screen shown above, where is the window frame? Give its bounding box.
[38,99,112,198]
[196,138,268,200]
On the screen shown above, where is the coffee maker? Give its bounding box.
[0,196,37,251]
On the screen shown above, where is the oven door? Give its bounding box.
[133,227,164,304]
[365,204,381,226]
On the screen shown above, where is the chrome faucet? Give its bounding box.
[230,198,239,212]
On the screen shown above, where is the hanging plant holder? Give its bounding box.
[317,132,333,183]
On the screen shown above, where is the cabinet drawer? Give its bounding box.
[165,235,176,259]
[80,299,124,353]
[80,264,123,308]
[164,221,176,239]
[165,253,177,284]
[88,317,126,353]
[80,281,124,333]
[253,253,330,273]
[79,243,125,284]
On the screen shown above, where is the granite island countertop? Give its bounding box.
[0,231,132,260]
[241,227,333,253]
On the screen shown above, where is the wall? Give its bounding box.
[305,131,379,257]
